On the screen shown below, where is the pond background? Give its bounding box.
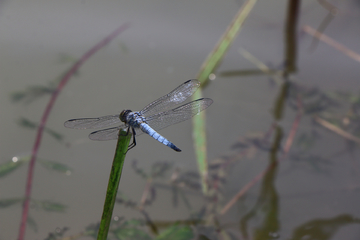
[1,0,360,239]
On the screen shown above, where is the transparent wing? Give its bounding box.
[140,79,200,117]
[64,115,121,129]
[89,124,145,141]
[145,98,213,131]
[89,125,124,141]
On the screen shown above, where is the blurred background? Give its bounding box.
[1,0,360,239]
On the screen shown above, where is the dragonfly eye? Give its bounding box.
[120,110,132,123]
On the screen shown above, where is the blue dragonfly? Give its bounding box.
[64,79,213,152]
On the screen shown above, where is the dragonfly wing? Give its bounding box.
[89,125,144,141]
[64,115,121,129]
[140,79,200,117]
[89,126,123,141]
[145,98,213,131]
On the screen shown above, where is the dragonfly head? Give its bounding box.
[120,109,132,123]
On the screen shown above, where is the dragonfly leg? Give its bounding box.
[126,127,137,152]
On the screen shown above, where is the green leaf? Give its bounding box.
[38,200,67,212]
[44,128,65,142]
[118,41,129,54]
[10,85,54,104]
[17,117,38,129]
[131,160,148,179]
[17,117,65,143]
[0,198,23,208]
[38,159,72,175]
[27,215,38,233]
[155,225,194,240]
[85,223,100,238]
[113,228,151,240]
[56,53,78,64]
[296,132,318,150]
[122,219,145,227]
[0,158,24,178]
[10,91,27,102]
[151,162,172,178]
[44,227,70,240]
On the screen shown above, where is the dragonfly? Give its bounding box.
[64,79,213,152]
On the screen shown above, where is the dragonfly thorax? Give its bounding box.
[120,110,146,129]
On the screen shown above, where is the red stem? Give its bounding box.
[17,23,130,240]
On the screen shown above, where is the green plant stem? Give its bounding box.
[273,81,289,121]
[284,0,300,74]
[97,129,131,240]
[193,0,258,195]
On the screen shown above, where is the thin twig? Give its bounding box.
[220,165,267,215]
[17,23,130,240]
[314,116,360,145]
[317,0,338,15]
[139,178,153,210]
[303,25,360,63]
[281,95,303,156]
[239,48,283,85]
